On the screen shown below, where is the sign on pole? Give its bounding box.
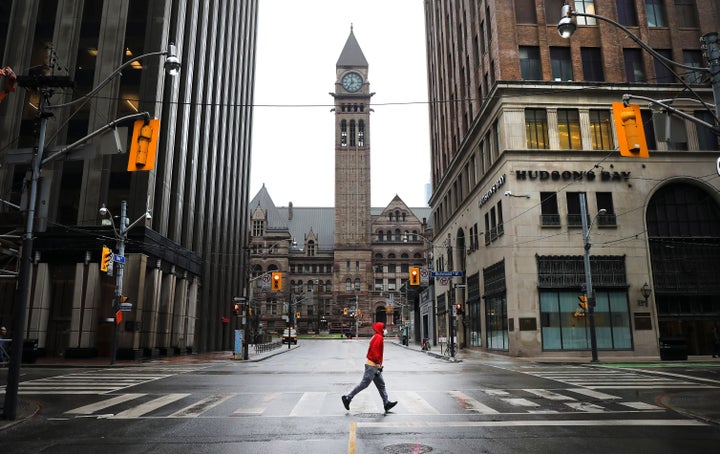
[431,271,463,277]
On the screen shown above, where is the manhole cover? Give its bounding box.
[384,444,433,454]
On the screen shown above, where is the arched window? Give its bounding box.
[358,120,365,146]
[307,240,316,257]
[394,229,402,241]
[354,278,361,291]
[349,120,356,146]
[378,231,384,242]
[345,278,352,291]
[325,280,332,293]
[340,120,347,147]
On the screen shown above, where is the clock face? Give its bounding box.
[342,72,363,92]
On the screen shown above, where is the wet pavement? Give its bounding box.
[2,338,719,429]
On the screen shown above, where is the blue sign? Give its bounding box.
[113,254,125,264]
[431,271,463,277]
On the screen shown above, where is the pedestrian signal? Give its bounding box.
[271,272,282,291]
[100,246,113,272]
[128,119,160,171]
[409,267,420,285]
[612,102,648,158]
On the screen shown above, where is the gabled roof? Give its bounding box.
[248,184,287,230]
[249,187,432,253]
[336,27,368,68]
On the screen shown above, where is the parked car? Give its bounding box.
[282,328,297,345]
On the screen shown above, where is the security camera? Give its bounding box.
[145,212,152,221]
[504,191,512,196]
[99,205,109,216]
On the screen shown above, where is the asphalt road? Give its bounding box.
[2,339,720,453]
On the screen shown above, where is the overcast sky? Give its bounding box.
[250,0,431,208]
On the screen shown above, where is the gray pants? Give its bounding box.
[347,364,389,404]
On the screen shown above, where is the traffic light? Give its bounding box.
[296,311,301,320]
[100,246,113,272]
[127,119,160,171]
[409,267,420,285]
[233,303,240,315]
[578,295,588,311]
[271,271,282,291]
[343,307,349,315]
[612,102,649,158]
[455,303,463,315]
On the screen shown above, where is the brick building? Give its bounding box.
[424,0,720,357]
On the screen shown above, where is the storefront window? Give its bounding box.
[485,295,508,350]
[540,290,632,350]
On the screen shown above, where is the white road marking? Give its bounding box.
[111,393,190,418]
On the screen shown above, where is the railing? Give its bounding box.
[0,339,10,367]
[253,341,282,354]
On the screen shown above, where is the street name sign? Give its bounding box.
[431,271,463,277]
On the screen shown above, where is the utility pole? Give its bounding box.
[580,193,599,363]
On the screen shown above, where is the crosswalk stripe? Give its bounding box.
[523,389,576,401]
[233,392,280,416]
[503,398,540,408]
[65,393,146,415]
[448,391,499,414]
[170,393,236,418]
[290,392,325,417]
[564,402,607,413]
[566,388,621,400]
[619,401,664,410]
[400,391,439,414]
[111,393,190,418]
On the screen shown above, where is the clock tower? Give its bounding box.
[332,27,374,302]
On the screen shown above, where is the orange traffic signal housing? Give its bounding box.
[128,119,160,171]
[409,267,420,285]
[271,271,282,291]
[578,295,588,311]
[612,102,649,158]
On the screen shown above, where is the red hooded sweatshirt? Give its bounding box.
[366,322,385,366]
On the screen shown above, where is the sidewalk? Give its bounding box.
[1,343,297,429]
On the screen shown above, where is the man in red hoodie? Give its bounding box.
[342,321,398,413]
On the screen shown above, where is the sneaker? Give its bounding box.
[342,395,351,410]
[384,401,397,413]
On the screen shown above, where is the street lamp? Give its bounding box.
[580,193,606,363]
[99,201,152,365]
[640,283,652,307]
[4,44,180,421]
[558,4,720,123]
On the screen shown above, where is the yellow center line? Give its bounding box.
[347,421,357,454]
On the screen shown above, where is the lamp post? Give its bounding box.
[99,201,152,365]
[558,4,719,124]
[580,193,607,363]
[640,283,652,307]
[3,44,180,421]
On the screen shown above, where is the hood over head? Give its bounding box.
[372,322,385,335]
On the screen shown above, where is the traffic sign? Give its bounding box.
[113,254,125,264]
[119,302,133,312]
[431,271,463,277]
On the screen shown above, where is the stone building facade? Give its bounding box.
[424,0,720,358]
[247,30,432,340]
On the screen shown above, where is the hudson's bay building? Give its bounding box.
[0,1,257,358]
[424,0,720,357]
